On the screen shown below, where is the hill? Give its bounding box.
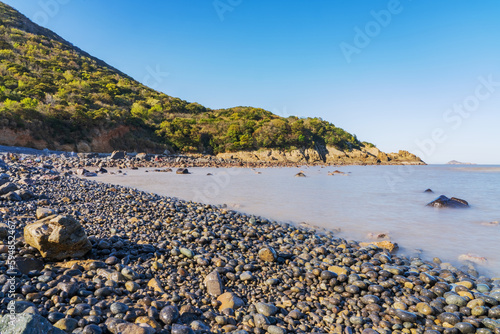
[0,2,424,164]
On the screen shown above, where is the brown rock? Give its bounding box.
[56,259,100,270]
[36,207,55,220]
[217,292,245,311]
[135,316,162,331]
[147,278,165,294]
[328,265,349,276]
[24,215,92,260]
[258,246,277,262]
[359,240,398,252]
[116,323,154,334]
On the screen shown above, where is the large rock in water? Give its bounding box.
[24,215,92,260]
[426,195,469,208]
[0,312,65,334]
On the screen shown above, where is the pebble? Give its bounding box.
[267,325,287,334]
[159,305,179,325]
[110,302,129,315]
[255,302,278,316]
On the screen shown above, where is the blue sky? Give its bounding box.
[5,0,500,164]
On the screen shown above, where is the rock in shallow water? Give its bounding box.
[427,195,469,208]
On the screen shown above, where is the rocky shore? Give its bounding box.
[0,145,425,168]
[1,153,500,334]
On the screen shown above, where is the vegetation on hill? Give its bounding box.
[0,2,365,154]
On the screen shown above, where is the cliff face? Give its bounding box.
[216,146,425,165]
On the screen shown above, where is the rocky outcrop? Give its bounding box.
[24,215,92,260]
[216,145,425,165]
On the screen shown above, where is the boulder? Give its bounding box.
[15,189,35,200]
[176,168,189,174]
[0,182,18,195]
[1,191,21,201]
[24,215,92,260]
[0,312,65,334]
[110,151,126,160]
[426,195,469,208]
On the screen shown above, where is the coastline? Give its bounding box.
[1,151,500,334]
[0,145,425,168]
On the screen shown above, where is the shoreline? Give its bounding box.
[1,152,500,333]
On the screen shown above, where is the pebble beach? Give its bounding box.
[1,152,500,334]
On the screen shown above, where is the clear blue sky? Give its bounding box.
[5,0,500,164]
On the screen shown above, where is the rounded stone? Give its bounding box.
[255,302,278,317]
[446,294,467,307]
[110,302,129,315]
[454,322,475,334]
[350,316,364,326]
[47,312,65,323]
[361,295,380,305]
[54,318,78,332]
[320,270,337,280]
[472,305,488,316]
[394,310,417,323]
[240,271,254,281]
[267,325,286,334]
[258,247,277,262]
[180,248,193,258]
[489,306,500,318]
[437,312,461,325]
[83,324,103,334]
[416,302,433,316]
[160,305,179,325]
[125,281,140,293]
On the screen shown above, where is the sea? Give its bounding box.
[96,165,500,278]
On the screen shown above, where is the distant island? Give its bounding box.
[447,160,476,165]
[0,2,424,165]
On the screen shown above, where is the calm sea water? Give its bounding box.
[96,165,500,277]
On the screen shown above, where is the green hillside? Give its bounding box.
[0,2,364,154]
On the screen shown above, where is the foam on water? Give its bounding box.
[96,165,500,277]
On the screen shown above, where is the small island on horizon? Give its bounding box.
[447,160,477,165]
